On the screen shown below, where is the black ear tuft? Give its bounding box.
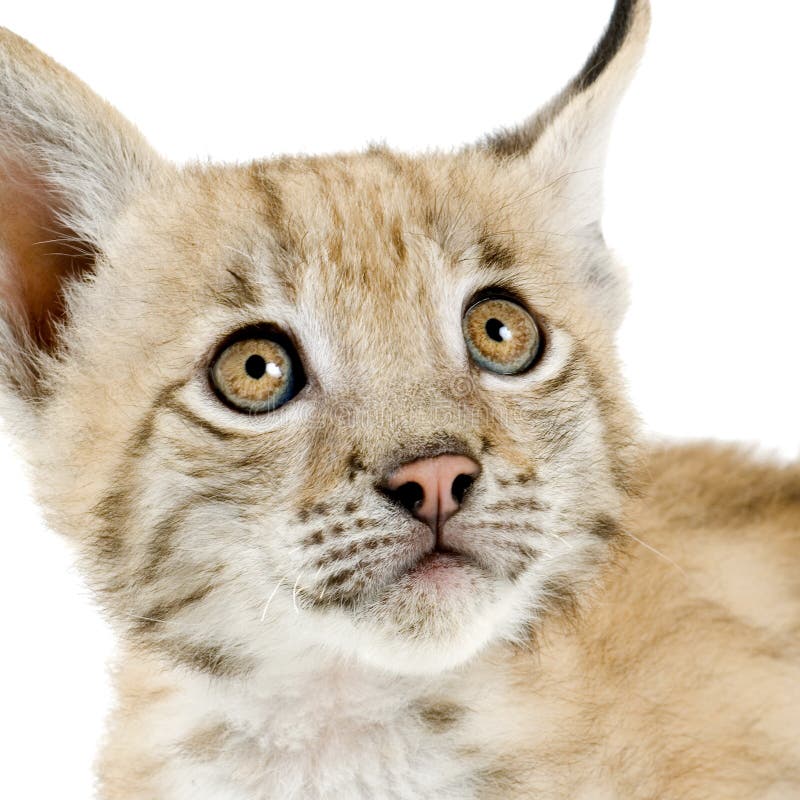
[577,0,638,93]
[484,0,650,159]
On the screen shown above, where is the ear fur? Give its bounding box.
[0,28,158,399]
[484,0,651,325]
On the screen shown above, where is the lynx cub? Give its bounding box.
[1,2,798,798]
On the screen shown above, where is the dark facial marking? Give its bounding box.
[164,398,240,442]
[166,641,250,679]
[477,520,542,531]
[347,450,367,481]
[125,382,185,457]
[135,494,235,588]
[505,559,530,583]
[325,541,360,562]
[476,765,524,795]
[589,514,622,541]
[216,266,261,310]
[249,164,296,259]
[516,470,535,486]
[137,509,184,586]
[537,357,582,397]
[477,232,516,271]
[92,487,131,563]
[391,216,407,263]
[127,409,157,457]
[385,434,476,475]
[418,701,466,733]
[540,574,581,622]
[485,498,544,514]
[134,583,216,633]
[324,567,356,588]
[304,530,325,547]
[504,543,540,581]
[301,586,358,611]
[135,492,241,588]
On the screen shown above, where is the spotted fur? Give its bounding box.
[1,2,799,798]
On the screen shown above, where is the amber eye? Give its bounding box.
[463,297,542,375]
[210,331,304,413]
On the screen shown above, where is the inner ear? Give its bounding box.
[0,159,96,353]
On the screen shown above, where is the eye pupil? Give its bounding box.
[245,354,267,380]
[485,318,511,343]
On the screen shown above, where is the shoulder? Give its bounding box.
[604,439,800,646]
[637,440,800,531]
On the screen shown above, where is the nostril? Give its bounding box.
[451,473,475,505]
[391,481,425,514]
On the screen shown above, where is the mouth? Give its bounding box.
[410,550,462,573]
[403,550,475,591]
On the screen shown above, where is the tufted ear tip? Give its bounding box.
[573,0,650,94]
[483,0,650,161]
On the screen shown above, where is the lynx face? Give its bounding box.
[0,1,648,677]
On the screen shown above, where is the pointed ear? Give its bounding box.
[483,0,650,324]
[0,28,159,399]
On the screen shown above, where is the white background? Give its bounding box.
[1,1,798,796]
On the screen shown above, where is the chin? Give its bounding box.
[318,564,527,676]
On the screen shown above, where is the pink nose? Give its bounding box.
[383,454,481,532]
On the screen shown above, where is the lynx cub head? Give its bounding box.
[0,1,649,676]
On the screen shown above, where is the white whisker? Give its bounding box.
[122,611,205,630]
[623,530,688,579]
[129,613,165,624]
[540,529,575,554]
[221,244,257,265]
[292,572,304,614]
[261,578,284,622]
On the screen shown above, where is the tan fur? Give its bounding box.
[1,2,798,797]
[94,445,800,799]
[472,444,800,797]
